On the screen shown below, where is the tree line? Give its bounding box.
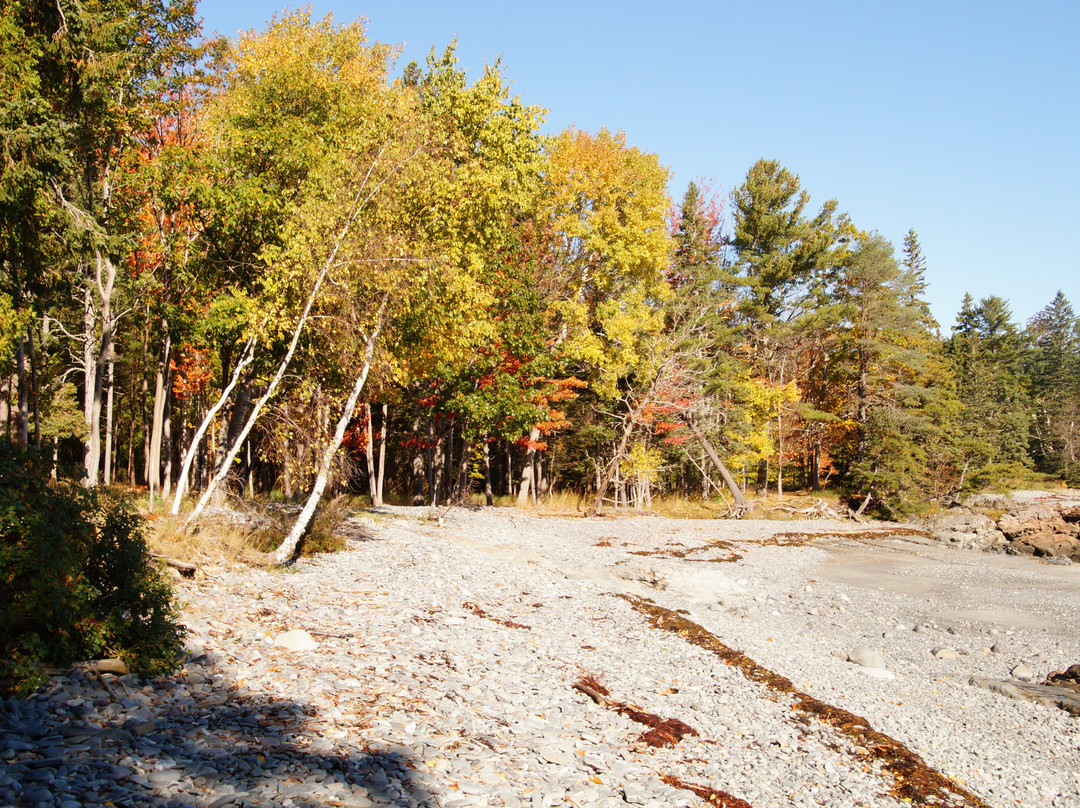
[3,5,1078,529]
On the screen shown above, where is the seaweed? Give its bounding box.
[621,595,992,808]
[660,774,755,808]
[573,675,698,749]
[461,601,531,630]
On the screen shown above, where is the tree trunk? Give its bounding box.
[103,344,115,485]
[15,336,27,446]
[680,414,748,512]
[376,403,387,506]
[516,427,540,507]
[161,378,173,501]
[811,435,822,492]
[431,429,445,507]
[1,373,9,439]
[483,433,493,506]
[187,149,406,524]
[755,458,768,497]
[170,337,255,515]
[83,250,117,488]
[506,443,513,497]
[776,409,783,500]
[364,403,379,506]
[586,412,638,518]
[273,303,386,564]
[27,326,39,448]
[147,333,171,505]
[455,425,471,503]
[411,414,425,505]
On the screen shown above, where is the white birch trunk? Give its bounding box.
[170,337,255,514]
[187,149,403,525]
[272,298,387,564]
[515,427,540,507]
[363,402,379,506]
[148,333,170,505]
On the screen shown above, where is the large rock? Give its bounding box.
[1017,531,1080,558]
[273,629,318,652]
[927,511,1006,551]
[847,647,887,670]
[970,676,1080,716]
[611,561,745,602]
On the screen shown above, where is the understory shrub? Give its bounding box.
[0,441,184,693]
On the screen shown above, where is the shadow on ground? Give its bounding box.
[1,654,437,808]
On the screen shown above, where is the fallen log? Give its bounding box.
[152,553,197,578]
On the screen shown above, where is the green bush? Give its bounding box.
[0,441,184,693]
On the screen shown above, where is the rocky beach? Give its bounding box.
[3,498,1080,808]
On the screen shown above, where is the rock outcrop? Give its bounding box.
[924,491,1080,562]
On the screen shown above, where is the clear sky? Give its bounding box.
[197,1,1079,330]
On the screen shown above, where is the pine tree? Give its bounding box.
[946,294,1031,489]
[833,233,955,515]
[1025,291,1080,479]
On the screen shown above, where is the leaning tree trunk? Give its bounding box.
[680,413,748,513]
[169,337,255,515]
[147,332,171,505]
[187,144,414,525]
[272,299,387,565]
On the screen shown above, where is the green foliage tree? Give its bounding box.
[831,234,956,514]
[1025,291,1080,481]
[945,294,1031,489]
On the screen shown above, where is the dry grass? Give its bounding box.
[147,513,263,567]
[146,495,356,567]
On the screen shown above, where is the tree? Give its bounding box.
[727,159,847,494]
[1025,291,1080,480]
[946,294,1031,489]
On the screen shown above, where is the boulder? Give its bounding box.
[1016,532,1080,558]
[927,511,1005,551]
[970,676,1080,716]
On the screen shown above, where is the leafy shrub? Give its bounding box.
[0,441,183,693]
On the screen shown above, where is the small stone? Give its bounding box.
[540,747,570,765]
[147,769,182,785]
[932,647,958,659]
[1011,663,1036,681]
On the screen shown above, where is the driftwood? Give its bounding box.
[152,553,197,578]
[43,657,129,678]
[764,497,860,521]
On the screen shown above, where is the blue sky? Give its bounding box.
[198,1,1079,330]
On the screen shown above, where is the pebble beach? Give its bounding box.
[3,506,1079,808]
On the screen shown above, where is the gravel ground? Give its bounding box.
[2,506,1078,808]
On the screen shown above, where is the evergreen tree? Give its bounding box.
[900,229,936,329]
[1025,291,1080,480]
[946,294,1031,488]
[833,233,955,515]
